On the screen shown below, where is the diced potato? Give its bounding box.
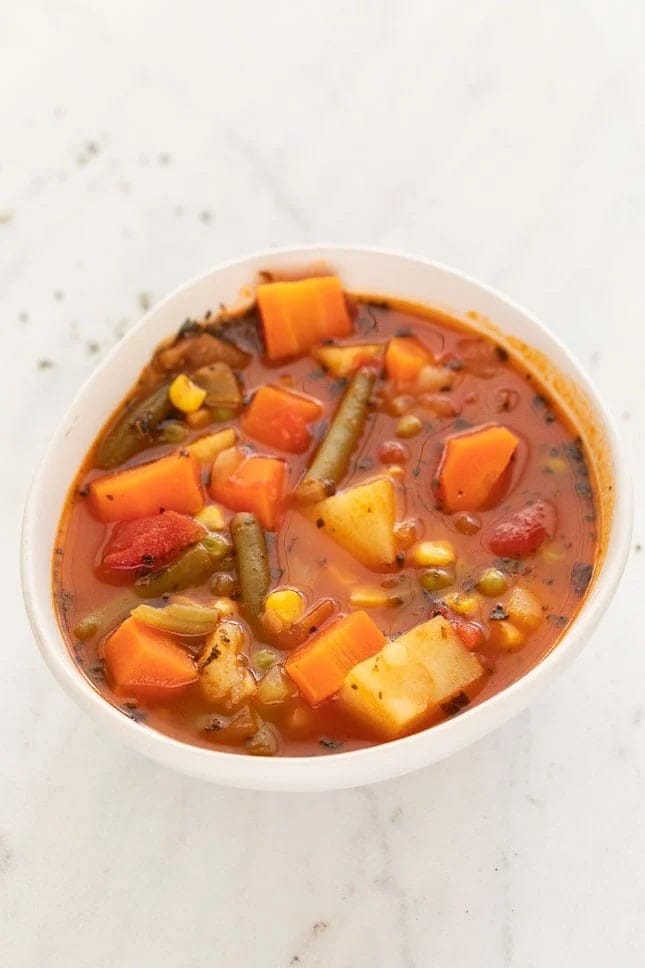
[312,343,384,378]
[195,503,227,530]
[306,477,397,569]
[187,428,237,462]
[339,616,483,738]
[493,620,526,651]
[411,540,456,567]
[506,586,543,630]
[198,620,256,710]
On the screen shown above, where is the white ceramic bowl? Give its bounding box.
[21,246,632,791]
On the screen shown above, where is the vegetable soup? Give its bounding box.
[53,275,598,757]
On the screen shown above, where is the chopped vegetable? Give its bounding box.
[89,452,203,522]
[339,616,483,738]
[441,592,481,617]
[492,620,525,651]
[192,362,242,408]
[211,451,287,531]
[265,598,336,651]
[242,385,323,453]
[305,477,397,569]
[169,374,207,413]
[349,586,401,608]
[155,331,250,375]
[131,602,224,636]
[416,364,457,393]
[256,665,298,705]
[187,427,237,462]
[104,617,198,703]
[411,540,456,568]
[487,499,557,557]
[395,415,423,438]
[96,382,172,469]
[134,543,222,598]
[476,568,508,597]
[264,588,305,626]
[195,503,227,530]
[418,567,454,592]
[253,648,280,671]
[230,512,270,617]
[505,586,542,630]
[198,620,256,710]
[436,423,520,512]
[312,343,384,377]
[295,368,375,504]
[285,610,385,706]
[102,511,204,571]
[203,705,259,743]
[245,723,279,756]
[257,275,352,360]
[385,336,431,383]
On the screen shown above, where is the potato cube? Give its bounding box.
[339,616,483,738]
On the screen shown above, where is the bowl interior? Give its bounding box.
[21,246,632,790]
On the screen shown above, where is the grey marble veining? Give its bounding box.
[2,2,644,965]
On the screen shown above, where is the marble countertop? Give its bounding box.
[2,2,644,965]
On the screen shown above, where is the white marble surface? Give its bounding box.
[2,1,644,965]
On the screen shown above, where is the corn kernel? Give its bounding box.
[387,464,406,480]
[188,427,237,461]
[169,374,207,413]
[195,504,227,530]
[541,541,566,563]
[494,620,526,651]
[411,540,456,567]
[185,408,212,428]
[443,591,480,616]
[350,586,392,608]
[543,456,568,475]
[264,588,304,626]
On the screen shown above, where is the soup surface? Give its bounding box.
[54,275,598,756]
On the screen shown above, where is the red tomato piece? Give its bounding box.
[487,499,556,558]
[433,602,485,650]
[103,511,204,570]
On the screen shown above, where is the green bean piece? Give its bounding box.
[95,382,172,469]
[295,368,375,504]
[200,533,232,561]
[230,512,270,617]
[73,595,137,642]
[131,602,222,636]
[134,543,220,598]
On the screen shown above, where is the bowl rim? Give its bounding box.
[21,244,633,790]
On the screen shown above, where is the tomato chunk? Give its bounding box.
[433,602,485,650]
[103,511,204,570]
[487,499,556,558]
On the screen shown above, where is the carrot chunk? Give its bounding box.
[436,423,519,512]
[257,276,352,360]
[104,616,197,704]
[285,610,385,706]
[384,336,431,383]
[210,452,287,531]
[89,453,204,522]
[242,385,323,454]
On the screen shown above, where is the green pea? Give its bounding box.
[159,420,188,444]
[476,568,508,597]
[254,648,279,671]
[418,567,454,592]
